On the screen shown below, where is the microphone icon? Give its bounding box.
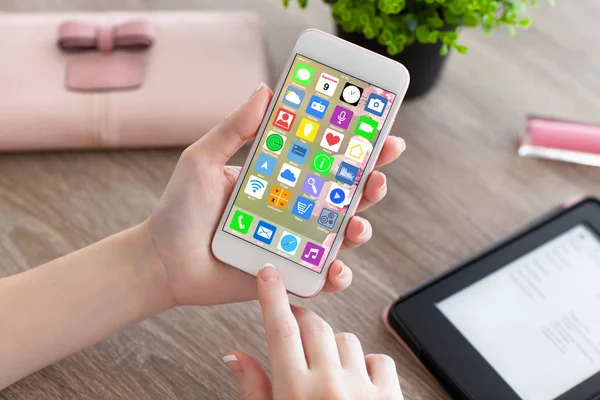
[337,110,347,124]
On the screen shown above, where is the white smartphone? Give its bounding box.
[212,29,409,297]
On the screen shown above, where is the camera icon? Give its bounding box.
[367,99,383,113]
[364,93,389,117]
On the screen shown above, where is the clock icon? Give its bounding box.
[340,82,363,106]
[277,232,301,255]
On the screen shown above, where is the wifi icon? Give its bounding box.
[249,179,265,193]
[244,175,268,199]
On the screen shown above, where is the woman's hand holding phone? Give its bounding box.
[224,265,404,400]
[146,83,405,307]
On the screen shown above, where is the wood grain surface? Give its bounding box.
[2,1,600,399]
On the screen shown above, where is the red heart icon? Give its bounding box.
[326,133,341,146]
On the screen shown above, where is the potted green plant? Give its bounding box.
[282,0,537,99]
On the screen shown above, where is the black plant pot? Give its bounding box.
[336,26,449,100]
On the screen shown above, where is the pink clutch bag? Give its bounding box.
[0,12,269,150]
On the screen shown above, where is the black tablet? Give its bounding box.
[386,197,600,400]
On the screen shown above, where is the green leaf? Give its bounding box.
[298,0,308,8]
[443,9,461,26]
[380,29,394,43]
[519,17,532,27]
[372,17,384,29]
[364,25,377,39]
[394,33,408,46]
[387,43,401,55]
[508,25,517,36]
[504,10,518,23]
[426,16,444,28]
[416,25,431,43]
[378,0,405,14]
[341,9,352,22]
[482,14,494,26]
[359,14,370,26]
[454,44,468,54]
[481,24,493,34]
[463,12,479,27]
[440,44,449,55]
[342,20,358,31]
[281,0,290,7]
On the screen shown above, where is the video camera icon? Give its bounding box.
[358,121,374,134]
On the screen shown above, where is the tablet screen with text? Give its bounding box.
[437,225,600,400]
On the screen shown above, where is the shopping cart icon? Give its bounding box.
[292,196,315,220]
[297,202,313,214]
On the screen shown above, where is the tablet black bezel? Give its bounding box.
[389,197,600,400]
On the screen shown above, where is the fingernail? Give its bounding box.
[256,82,266,92]
[358,220,368,237]
[259,264,278,282]
[337,262,346,278]
[223,354,243,375]
[249,82,266,99]
[379,173,387,193]
[398,137,407,153]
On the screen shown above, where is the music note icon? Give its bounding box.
[301,242,325,267]
[305,249,319,259]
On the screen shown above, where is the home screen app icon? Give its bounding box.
[253,220,277,245]
[282,86,305,109]
[273,108,296,131]
[330,106,353,130]
[292,196,315,220]
[305,95,329,119]
[335,162,359,186]
[254,153,277,177]
[277,163,301,187]
[364,93,388,117]
[345,137,372,163]
[278,231,301,255]
[354,115,378,140]
[287,141,310,164]
[263,131,287,155]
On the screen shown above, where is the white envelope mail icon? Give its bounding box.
[257,226,273,240]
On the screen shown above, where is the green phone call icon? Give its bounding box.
[230,210,253,234]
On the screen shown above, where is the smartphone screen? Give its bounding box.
[223,54,396,273]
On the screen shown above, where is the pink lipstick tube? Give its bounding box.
[519,115,600,166]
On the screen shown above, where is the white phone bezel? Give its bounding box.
[212,29,409,297]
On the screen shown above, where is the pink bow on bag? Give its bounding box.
[57,19,156,91]
[58,19,155,52]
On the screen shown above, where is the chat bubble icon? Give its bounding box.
[295,68,310,80]
[292,62,315,85]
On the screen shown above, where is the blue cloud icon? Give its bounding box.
[280,168,297,182]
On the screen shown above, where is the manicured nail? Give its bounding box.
[259,264,278,282]
[358,220,368,237]
[256,82,266,92]
[398,137,407,153]
[223,354,243,375]
[337,262,346,278]
[379,173,387,193]
[248,82,266,100]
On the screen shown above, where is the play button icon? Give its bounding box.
[326,183,350,207]
[330,189,345,204]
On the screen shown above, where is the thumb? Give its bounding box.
[191,82,273,164]
[223,351,273,400]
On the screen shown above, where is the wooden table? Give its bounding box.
[2,2,600,399]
